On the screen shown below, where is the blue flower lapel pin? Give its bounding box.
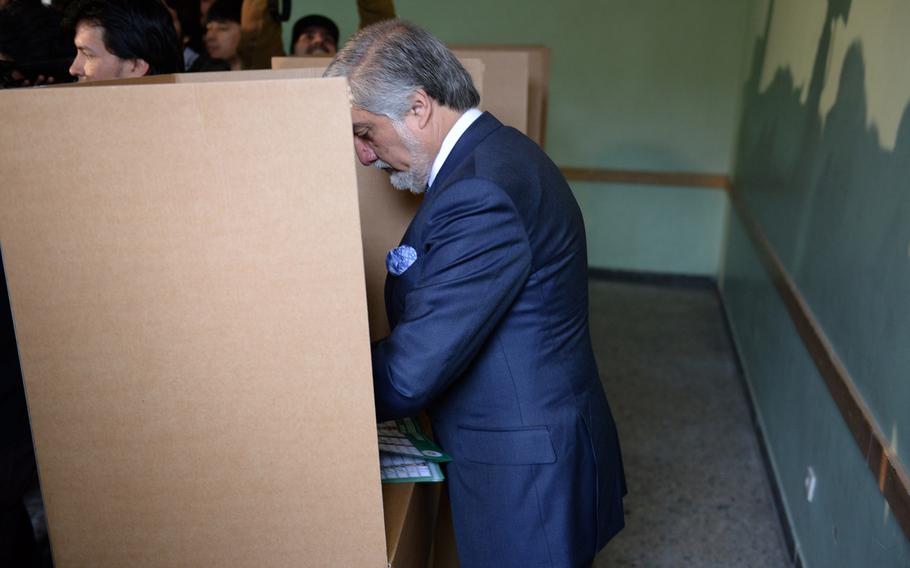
[387,244,418,276]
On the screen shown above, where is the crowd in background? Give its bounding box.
[0,0,394,87]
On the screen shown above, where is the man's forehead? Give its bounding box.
[351,107,388,127]
[74,22,104,44]
[302,25,332,36]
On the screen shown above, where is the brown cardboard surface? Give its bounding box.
[270,58,486,340]
[449,49,530,135]
[354,167,423,340]
[270,56,486,105]
[0,78,387,566]
[59,68,327,87]
[65,68,421,342]
[429,487,461,568]
[382,483,442,568]
[271,55,333,70]
[449,45,550,147]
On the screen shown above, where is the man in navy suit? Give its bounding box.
[326,20,625,567]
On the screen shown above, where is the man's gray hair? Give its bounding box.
[324,20,480,121]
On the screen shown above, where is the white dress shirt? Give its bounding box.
[426,108,483,190]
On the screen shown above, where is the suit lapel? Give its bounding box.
[385,113,503,329]
[430,112,502,193]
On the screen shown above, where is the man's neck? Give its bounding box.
[425,105,465,162]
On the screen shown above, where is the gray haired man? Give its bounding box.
[325,21,626,567]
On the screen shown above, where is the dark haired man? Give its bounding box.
[326,20,626,568]
[289,14,339,57]
[65,0,182,81]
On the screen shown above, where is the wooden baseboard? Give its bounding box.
[726,183,910,543]
[561,166,728,189]
[568,165,910,542]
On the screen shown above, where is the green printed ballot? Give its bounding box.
[379,453,445,484]
[378,418,452,462]
[378,418,450,484]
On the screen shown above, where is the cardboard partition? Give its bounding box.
[0,77,387,567]
[448,49,529,136]
[429,487,461,568]
[74,67,423,342]
[382,483,443,568]
[271,56,486,106]
[275,50,532,139]
[59,67,327,87]
[449,45,550,147]
[270,60,487,340]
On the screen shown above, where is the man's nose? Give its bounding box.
[68,54,82,78]
[354,137,377,165]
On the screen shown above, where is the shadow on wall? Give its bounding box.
[732,0,910,479]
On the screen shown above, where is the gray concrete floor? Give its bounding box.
[589,280,791,567]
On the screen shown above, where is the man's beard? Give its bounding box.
[373,122,431,194]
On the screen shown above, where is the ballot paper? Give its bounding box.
[379,452,445,483]
[378,418,451,483]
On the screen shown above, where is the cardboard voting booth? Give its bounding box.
[2,51,534,563]
[72,68,427,345]
[270,56,486,115]
[0,77,389,566]
[449,45,550,147]
[275,46,549,146]
[448,49,529,136]
[268,58,484,342]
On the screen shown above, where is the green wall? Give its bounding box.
[721,0,910,564]
[283,0,749,275]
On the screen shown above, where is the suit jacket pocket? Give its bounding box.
[457,425,556,465]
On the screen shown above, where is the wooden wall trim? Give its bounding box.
[570,165,910,541]
[560,166,728,189]
[726,183,910,543]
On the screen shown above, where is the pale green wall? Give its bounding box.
[723,214,910,566]
[282,0,749,275]
[574,183,728,274]
[722,0,910,564]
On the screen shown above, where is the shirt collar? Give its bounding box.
[427,108,483,191]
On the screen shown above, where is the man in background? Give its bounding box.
[326,20,626,568]
[65,0,182,81]
[289,14,338,57]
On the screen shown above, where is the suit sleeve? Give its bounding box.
[372,179,532,421]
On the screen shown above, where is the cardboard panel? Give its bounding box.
[449,45,550,147]
[59,68,326,87]
[382,483,442,568]
[66,67,423,342]
[450,49,529,135]
[271,56,486,102]
[0,78,387,567]
[354,167,423,340]
[270,59,487,340]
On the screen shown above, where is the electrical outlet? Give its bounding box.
[805,467,817,502]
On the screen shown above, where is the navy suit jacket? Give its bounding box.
[372,113,625,567]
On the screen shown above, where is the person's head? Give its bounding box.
[324,20,479,193]
[203,0,241,64]
[65,0,182,81]
[290,14,338,57]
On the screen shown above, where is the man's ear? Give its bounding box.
[125,58,150,78]
[410,89,433,130]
